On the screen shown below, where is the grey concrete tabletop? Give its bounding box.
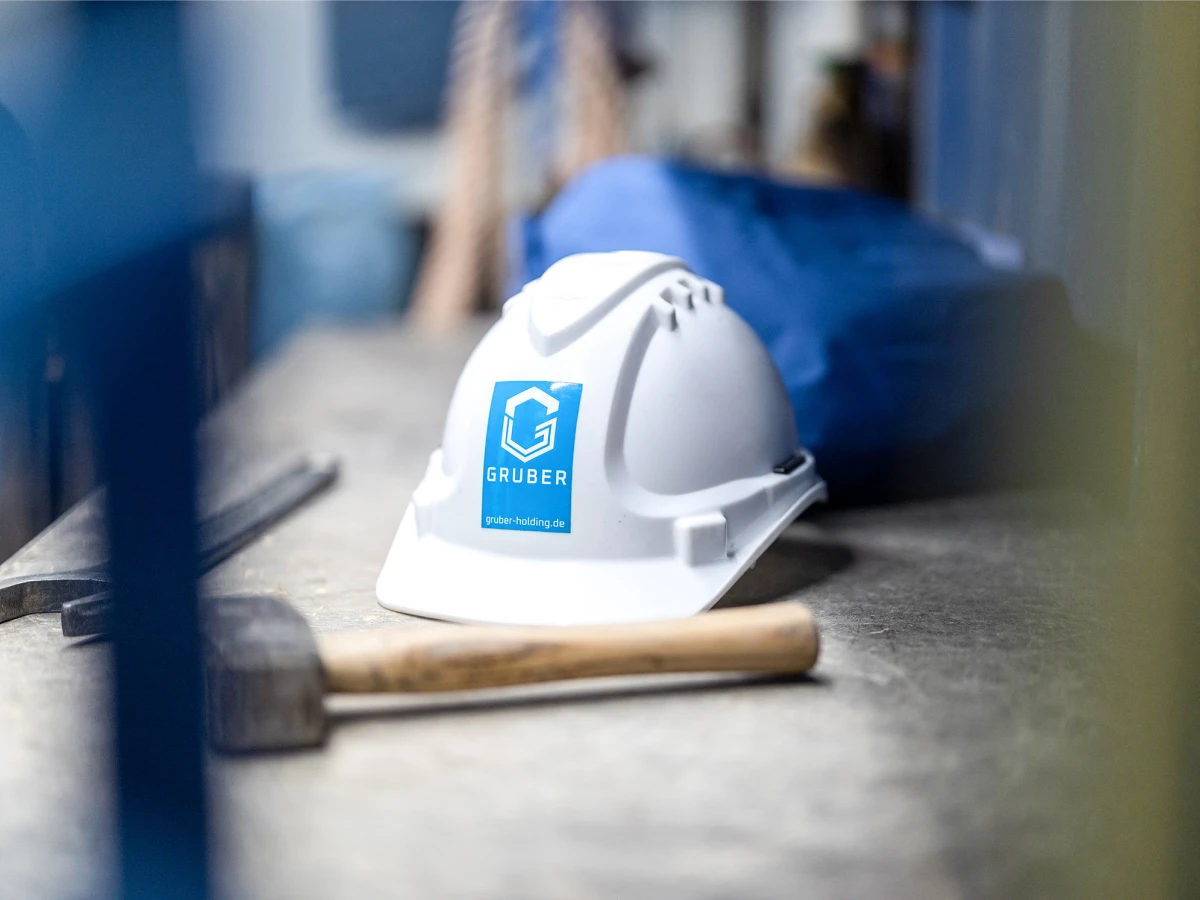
[0,322,1117,900]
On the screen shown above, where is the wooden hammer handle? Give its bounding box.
[317,602,818,693]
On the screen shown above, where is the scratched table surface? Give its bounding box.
[0,322,1118,900]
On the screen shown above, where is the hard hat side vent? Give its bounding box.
[772,452,809,475]
[661,282,693,309]
[651,296,677,330]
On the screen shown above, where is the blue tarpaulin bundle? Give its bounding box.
[513,155,1066,503]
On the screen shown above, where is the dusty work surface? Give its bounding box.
[0,322,1118,900]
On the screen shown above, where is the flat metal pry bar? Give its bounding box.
[0,572,111,624]
[0,453,339,629]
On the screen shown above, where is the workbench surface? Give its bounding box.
[0,323,1115,900]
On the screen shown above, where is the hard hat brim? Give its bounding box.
[376,480,826,626]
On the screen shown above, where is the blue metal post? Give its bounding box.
[43,5,209,898]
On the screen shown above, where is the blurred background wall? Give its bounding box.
[917,1,1143,346]
[183,2,867,211]
[185,2,454,216]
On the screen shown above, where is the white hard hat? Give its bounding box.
[377,251,826,625]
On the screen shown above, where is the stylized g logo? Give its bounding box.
[500,386,559,463]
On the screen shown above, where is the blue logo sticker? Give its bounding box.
[482,381,583,533]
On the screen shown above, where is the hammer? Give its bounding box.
[204,594,820,752]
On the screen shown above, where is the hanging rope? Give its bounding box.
[558,1,628,184]
[410,1,511,332]
[411,1,626,332]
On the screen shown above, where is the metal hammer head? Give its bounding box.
[203,594,325,752]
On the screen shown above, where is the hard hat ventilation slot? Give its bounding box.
[660,283,693,309]
[651,296,677,331]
